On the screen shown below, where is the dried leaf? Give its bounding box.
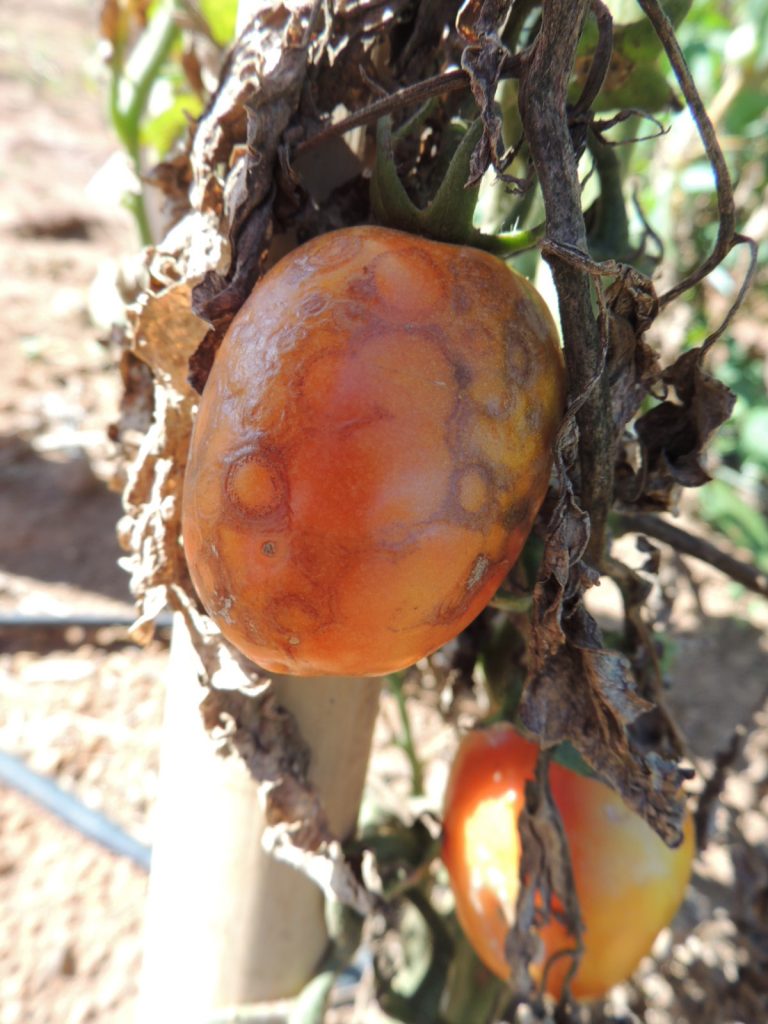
[628,347,736,509]
[603,269,661,434]
[457,0,510,184]
[521,446,689,845]
[115,0,416,917]
[200,685,377,914]
[507,753,584,1001]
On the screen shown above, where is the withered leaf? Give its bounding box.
[521,459,689,846]
[630,346,736,508]
[507,753,583,1001]
[200,684,377,915]
[603,269,661,436]
[457,0,509,184]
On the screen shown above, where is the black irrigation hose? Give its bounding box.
[0,613,174,631]
[0,749,151,871]
[0,613,171,867]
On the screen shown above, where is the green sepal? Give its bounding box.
[549,740,598,779]
[371,116,539,256]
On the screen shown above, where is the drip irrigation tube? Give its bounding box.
[0,749,151,871]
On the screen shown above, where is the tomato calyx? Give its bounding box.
[370,115,541,257]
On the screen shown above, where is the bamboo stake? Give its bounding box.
[137,617,381,1021]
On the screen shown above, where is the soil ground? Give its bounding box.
[0,3,766,1023]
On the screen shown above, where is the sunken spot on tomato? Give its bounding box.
[298,292,329,319]
[457,465,491,515]
[369,247,450,322]
[271,594,323,636]
[225,449,288,524]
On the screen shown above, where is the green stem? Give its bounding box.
[126,191,154,248]
[388,674,425,797]
[440,929,507,1024]
[587,131,631,262]
[108,2,180,244]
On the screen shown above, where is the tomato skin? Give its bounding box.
[442,724,695,1000]
[182,226,565,677]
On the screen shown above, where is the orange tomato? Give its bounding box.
[442,724,695,1000]
[182,227,565,676]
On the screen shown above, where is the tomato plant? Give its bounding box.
[442,724,695,1000]
[182,226,565,677]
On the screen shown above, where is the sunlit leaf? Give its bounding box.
[140,91,203,156]
[199,0,238,46]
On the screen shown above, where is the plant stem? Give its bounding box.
[518,0,613,566]
[109,2,180,244]
[388,673,425,797]
[615,513,768,598]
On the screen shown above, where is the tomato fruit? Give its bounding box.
[442,724,695,1000]
[182,226,565,676]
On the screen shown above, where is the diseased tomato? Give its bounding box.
[442,724,695,1000]
[182,227,565,676]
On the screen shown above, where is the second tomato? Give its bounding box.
[442,724,695,1000]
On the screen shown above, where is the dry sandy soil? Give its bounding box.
[0,2,766,1023]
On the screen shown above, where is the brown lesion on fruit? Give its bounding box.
[431,551,499,626]
[269,591,331,648]
[466,553,491,590]
[224,444,290,530]
[297,291,329,319]
[201,583,237,627]
[525,402,544,433]
[502,495,534,533]
[503,322,534,383]
[334,404,392,437]
[442,461,502,531]
[448,254,499,312]
[284,231,363,283]
[346,266,377,304]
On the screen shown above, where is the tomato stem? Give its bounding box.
[387,673,425,798]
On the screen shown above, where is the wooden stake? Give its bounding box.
[136,617,381,1020]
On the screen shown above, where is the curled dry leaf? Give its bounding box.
[457,0,510,184]
[200,685,377,916]
[520,421,689,845]
[603,268,661,435]
[188,3,319,387]
[507,754,584,1002]
[628,346,737,510]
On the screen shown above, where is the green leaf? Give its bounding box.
[199,0,238,46]
[140,90,204,156]
[698,479,768,563]
[740,408,768,471]
[591,63,678,113]
[612,0,693,64]
[376,891,453,1024]
[724,85,768,135]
